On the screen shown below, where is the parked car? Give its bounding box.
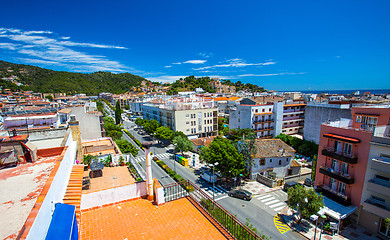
[200,171,217,183]
[304,177,314,187]
[283,181,303,191]
[228,189,252,201]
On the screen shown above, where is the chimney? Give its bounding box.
[142,141,154,201]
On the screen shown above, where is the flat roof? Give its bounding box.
[0,156,59,239]
[80,198,228,240]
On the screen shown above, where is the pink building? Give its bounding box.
[315,106,390,219]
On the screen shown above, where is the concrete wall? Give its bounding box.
[81,182,147,210]
[252,156,292,178]
[303,103,351,144]
[26,132,76,240]
[18,128,67,141]
[273,102,284,137]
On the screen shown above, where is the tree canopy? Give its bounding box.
[115,139,139,156]
[154,126,173,140]
[276,134,318,158]
[172,135,193,155]
[287,185,324,222]
[199,137,246,178]
[143,119,160,134]
[115,101,121,125]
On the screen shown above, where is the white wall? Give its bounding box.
[26,132,77,240]
[252,156,292,178]
[81,182,147,210]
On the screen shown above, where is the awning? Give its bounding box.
[323,133,360,144]
[319,197,358,221]
[355,113,379,117]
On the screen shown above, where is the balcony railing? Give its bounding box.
[283,109,305,114]
[365,198,390,212]
[283,116,305,121]
[253,118,274,124]
[321,147,358,164]
[319,167,354,184]
[317,184,351,206]
[254,127,274,132]
[166,180,264,240]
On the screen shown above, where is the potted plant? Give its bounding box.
[119,156,125,166]
[83,155,94,170]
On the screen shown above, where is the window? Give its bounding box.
[262,109,265,112]
[356,115,362,123]
[269,108,271,111]
[260,158,265,166]
[341,163,349,175]
[204,120,206,124]
[255,109,258,113]
[338,182,346,194]
[344,143,352,155]
[379,218,390,237]
[279,160,281,165]
[186,121,189,124]
[375,175,390,182]
[270,159,272,163]
[186,114,189,118]
[204,113,206,117]
[204,127,207,132]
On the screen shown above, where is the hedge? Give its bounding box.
[153,157,184,183]
[123,129,144,150]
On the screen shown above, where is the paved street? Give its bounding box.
[121,120,304,240]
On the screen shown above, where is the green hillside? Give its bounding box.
[0,60,147,95]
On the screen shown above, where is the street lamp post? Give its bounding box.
[173,143,177,173]
[208,162,219,200]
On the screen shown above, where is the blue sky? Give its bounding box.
[0,0,389,91]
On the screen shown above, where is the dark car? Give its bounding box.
[304,178,314,187]
[228,189,252,201]
[283,181,303,191]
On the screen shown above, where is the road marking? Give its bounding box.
[257,194,272,200]
[265,199,279,205]
[273,214,291,235]
[261,197,275,202]
[269,202,285,208]
[274,206,285,212]
[215,195,229,201]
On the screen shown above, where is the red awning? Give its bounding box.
[323,134,360,143]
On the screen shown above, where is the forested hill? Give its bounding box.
[0,60,147,95]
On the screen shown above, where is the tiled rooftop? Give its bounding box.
[80,197,228,240]
[82,166,135,194]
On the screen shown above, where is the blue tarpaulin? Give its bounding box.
[46,203,78,240]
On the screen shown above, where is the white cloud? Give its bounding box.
[198,52,214,58]
[146,75,187,83]
[0,43,19,50]
[193,58,276,70]
[183,59,207,64]
[172,62,182,65]
[0,27,131,72]
[238,72,306,77]
[164,65,172,68]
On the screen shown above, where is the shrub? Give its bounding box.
[185,185,195,192]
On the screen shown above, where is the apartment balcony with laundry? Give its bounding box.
[322,146,358,164]
[319,166,354,184]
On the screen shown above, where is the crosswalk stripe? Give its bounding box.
[274,206,285,211]
[269,202,285,208]
[257,194,272,200]
[261,197,275,202]
[215,186,227,192]
[265,199,279,205]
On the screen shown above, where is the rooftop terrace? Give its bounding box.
[80,197,228,240]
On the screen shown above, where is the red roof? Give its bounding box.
[0,134,28,143]
[323,133,360,143]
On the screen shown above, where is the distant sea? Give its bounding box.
[287,89,390,95]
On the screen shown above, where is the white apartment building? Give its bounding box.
[359,125,390,238]
[143,96,218,138]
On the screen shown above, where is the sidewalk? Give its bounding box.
[241,180,282,195]
[279,208,385,240]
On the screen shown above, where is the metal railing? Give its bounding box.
[323,147,357,159]
[176,180,264,240]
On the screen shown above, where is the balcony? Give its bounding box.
[371,157,390,174]
[321,147,358,164]
[254,127,274,132]
[363,198,390,219]
[319,167,354,184]
[317,184,351,206]
[283,116,304,121]
[367,179,390,198]
[253,118,274,124]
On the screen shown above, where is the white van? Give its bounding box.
[200,171,217,183]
